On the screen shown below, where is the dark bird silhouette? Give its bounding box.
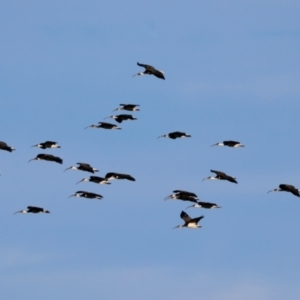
[211,140,244,148]
[31,141,61,149]
[85,122,121,130]
[164,190,198,203]
[105,172,135,181]
[268,184,300,197]
[14,206,50,214]
[133,62,165,80]
[64,163,99,174]
[113,104,140,112]
[76,176,111,185]
[28,154,63,164]
[186,201,221,209]
[202,170,237,184]
[68,191,103,200]
[0,141,15,152]
[105,114,137,123]
[158,131,191,139]
[173,211,204,229]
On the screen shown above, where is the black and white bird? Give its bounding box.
[186,201,221,209]
[113,104,140,112]
[268,184,300,197]
[0,141,15,152]
[13,206,50,214]
[85,122,121,130]
[133,62,165,80]
[76,176,111,185]
[173,211,204,229]
[31,141,61,149]
[164,190,198,203]
[28,154,63,164]
[202,170,238,184]
[105,114,137,123]
[64,163,99,174]
[68,191,103,200]
[211,140,244,148]
[158,131,191,139]
[105,172,135,181]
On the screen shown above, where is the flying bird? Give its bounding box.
[133,62,165,80]
[31,141,61,149]
[85,122,121,130]
[211,140,244,148]
[105,114,137,123]
[76,176,111,185]
[113,104,140,112]
[28,154,63,164]
[158,131,191,139]
[0,141,15,152]
[64,163,99,174]
[105,172,135,181]
[186,201,221,209]
[164,190,198,203]
[268,184,300,197]
[14,206,50,214]
[173,211,204,229]
[68,191,103,200]
[202,170,237,184]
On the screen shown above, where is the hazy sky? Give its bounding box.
[1,1,300,299]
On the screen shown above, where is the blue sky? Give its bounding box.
[1,1,300,299]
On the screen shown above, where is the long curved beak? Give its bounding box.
[185,205,194,209]
[164,195,172,200]
[173,225,180,229]
[31,144,37,148]
[13,210,22,215]
[210,143,218,147]
[28,158,36,163]
[201,177,208,182]
[68,194,76,198]
[84,125,93,130]
[157,135,164,139]
[104,116,112,120]
[64,166,72,172]
[76,179,85,185]
[267,189,275,193]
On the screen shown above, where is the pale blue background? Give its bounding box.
[1,1,300,299]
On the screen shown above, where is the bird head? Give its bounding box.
[13,210,26,215]
[157,134,167,139]
[84,124,96,130]
[164,194,175,200]
[64,166,75,172]
[76,178,88,185]
[185,204,196,209]
[210,142,221,147]
[173,225,183,229]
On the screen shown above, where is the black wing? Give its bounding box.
[105,172,117,179]
[210,170,226,176]
[137,62,154,70]
[53,155,63,164]
[180,211,192,222]
[116,173,135,181]
[224,140,239,146]
[173,190,197,198]
[27,206,44,212]
[192,216,204,224]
